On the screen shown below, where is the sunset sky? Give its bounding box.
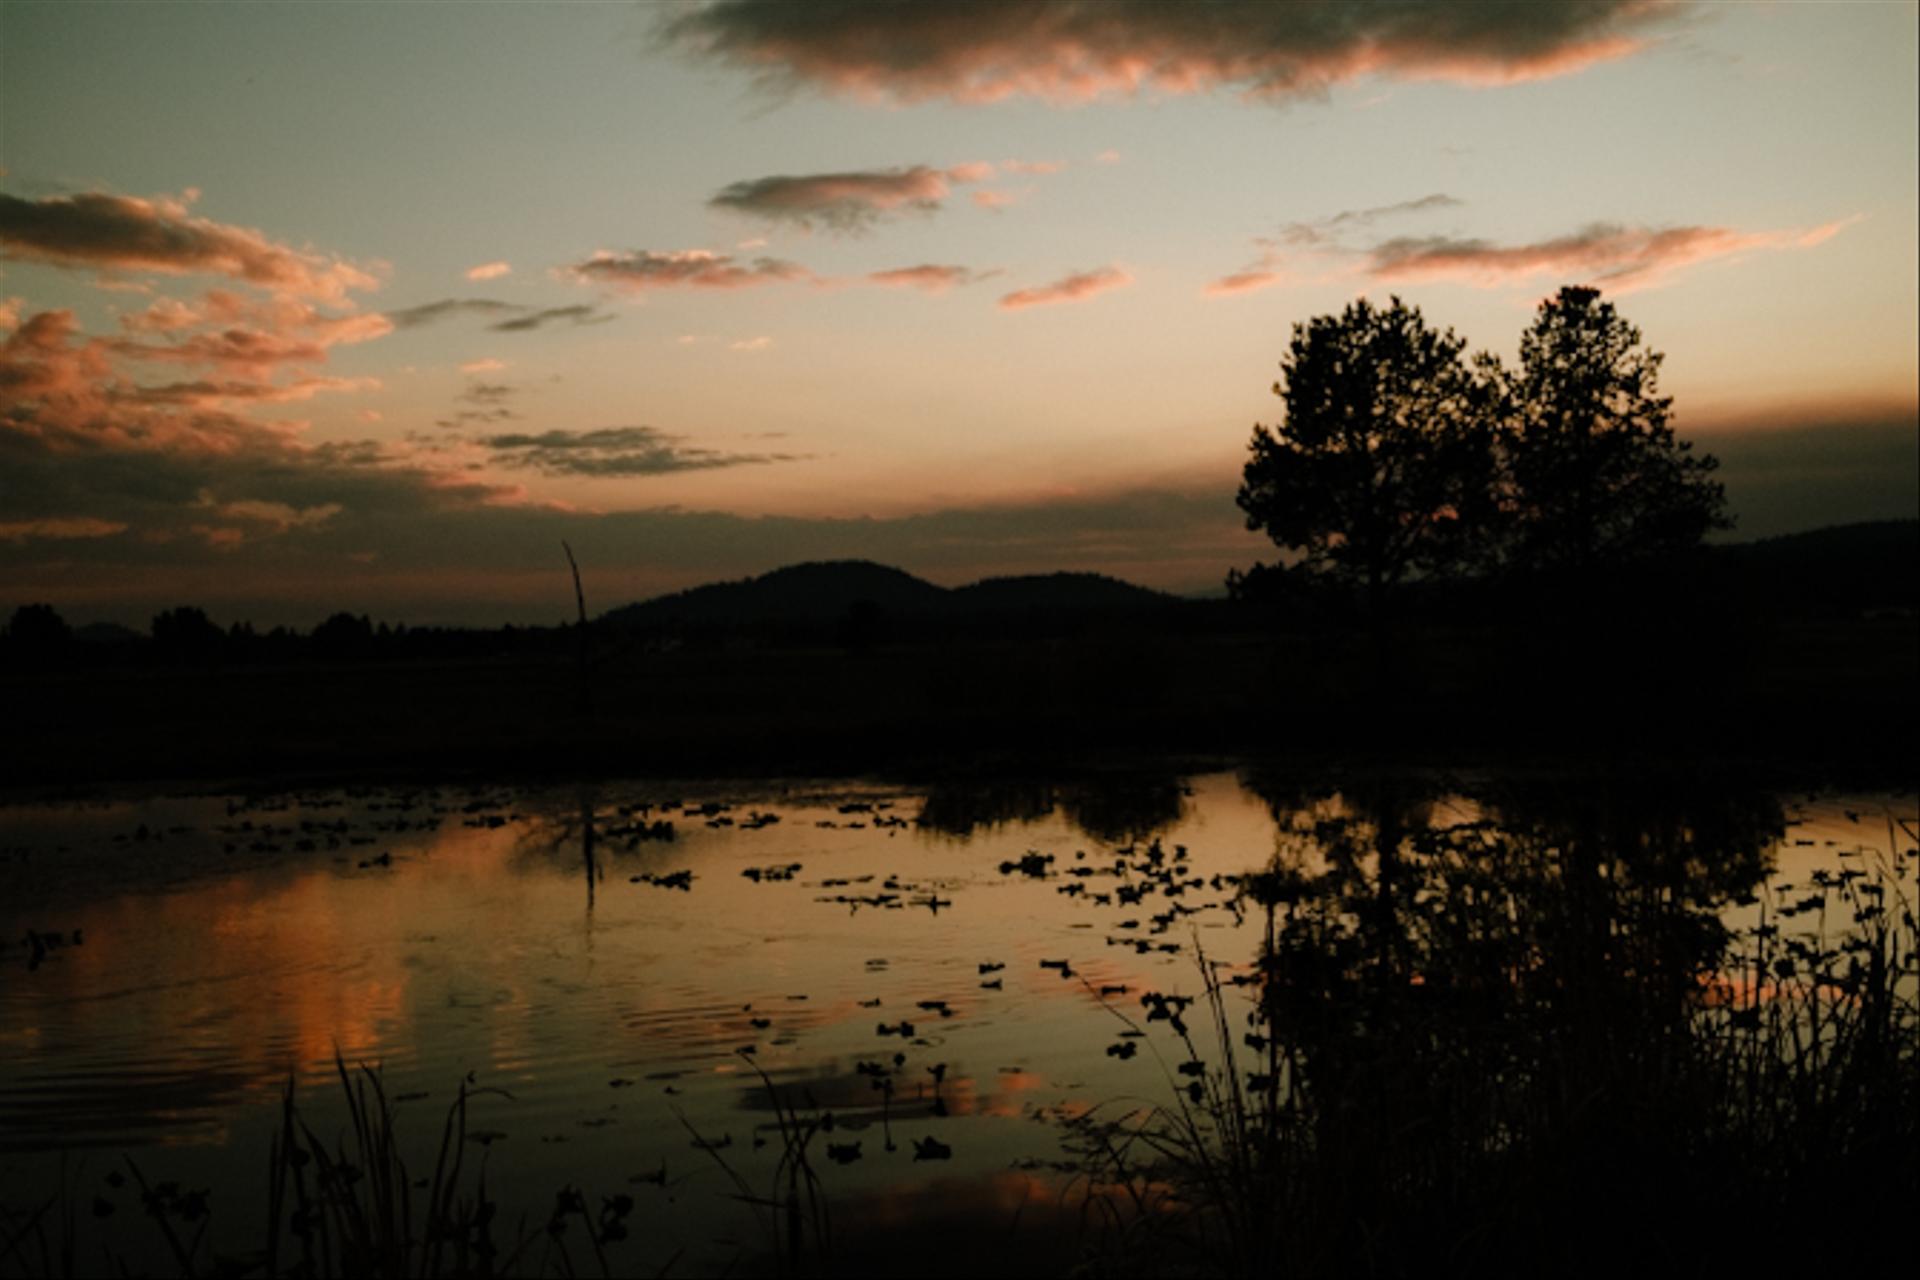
[3,0,1915,625]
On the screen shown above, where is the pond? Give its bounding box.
[1,771,1913,1277]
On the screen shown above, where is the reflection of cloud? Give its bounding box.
[1365,218,1856,291]
[999,266,1131,310]
[565,249,811,293]
[710,163,991,231]
[661,0,1677,105]
[0,189,379,300]
[479,426,801,477]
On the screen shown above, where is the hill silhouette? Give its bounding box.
[599,560,1176,630]
[1711,519,1917,616]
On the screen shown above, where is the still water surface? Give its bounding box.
[1,772,1910,1274]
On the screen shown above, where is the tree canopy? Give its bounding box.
[1234,286,1727,616]
[1498,286,1729,575]
[1234,296,1496,618]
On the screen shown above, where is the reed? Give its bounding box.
[1067,815,1920,1277]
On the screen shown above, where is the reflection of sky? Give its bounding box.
[1,773,1911,1273]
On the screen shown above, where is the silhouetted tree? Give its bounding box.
[151,606,225,662]
[1496,286,1729,577]
[6,602,73,663]
[311,611,375,660]
[1234,296,1497,622]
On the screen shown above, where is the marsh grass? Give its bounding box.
[679,1049,833,1278]
[1065,815,1920,1278]
[0,1054,654,1280]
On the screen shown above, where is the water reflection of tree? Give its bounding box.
[914,775,1187,844]
[1224,769,1799,1273]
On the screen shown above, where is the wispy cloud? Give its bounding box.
[1205,237,1288,297]
[460,358,507,374]
[1205,268,1284,297]
[566,249,811,293]
[386,298,521,329]
[386,297,612,332]
[867,264,995,294]
[465,260,512,281]
[1281,193,1463,245]
[708,163,992,231]
[0,189,379,300]
[1000,266,1132,311]
[489,304,611,332]
[479,426,800,477]
[1365,218,1857,292]
[662,0,1679,105]
[0,516,128,544]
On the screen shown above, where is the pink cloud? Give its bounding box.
[0,190,379,300]
[972,189,1021,210]
[125,375,380,408]
[110,328,333,377]
[663,0,1677,105]
[1002,159,1064,175]
[0,516,127,544]
[1205,269,1284,297]
[1367,218,1856,292]
[567,249,812,292]
[1,309,300,455]
[461,357,507,374]
[466,260,512,281]
[999,266,1132,310]
[120,296,203,333]
[867,264,992,294]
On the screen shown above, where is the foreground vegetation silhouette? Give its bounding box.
[1064,779,1917,1277]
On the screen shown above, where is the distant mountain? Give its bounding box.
[1711,519,1917,614]
[600,560,1177,630]
[951,571,1174,614]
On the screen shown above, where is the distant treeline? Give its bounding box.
[2,520,1912,670]
[0,604,583,667]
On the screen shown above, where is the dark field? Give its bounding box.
[5,617,1913,788]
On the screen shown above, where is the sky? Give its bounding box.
[2,0,1916,626]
